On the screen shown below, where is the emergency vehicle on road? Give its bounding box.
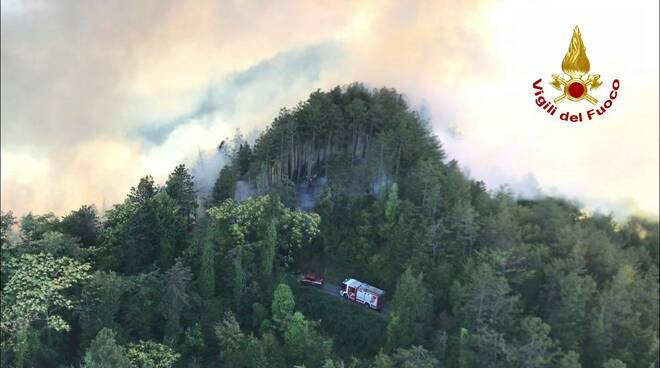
[339,278,385,311]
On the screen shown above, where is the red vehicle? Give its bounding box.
[339,278,385,310]
[299,272,324,287]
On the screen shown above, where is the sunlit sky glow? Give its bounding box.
[1,0,658,218]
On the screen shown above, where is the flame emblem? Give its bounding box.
[550,26,602,104]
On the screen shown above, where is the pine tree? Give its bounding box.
[272,283,295,332]
[59,204,100,248]
[392,346,439,368]
[128,176,157,205]
[199,236,215,301]
[211,165,236,206]
[153,192,184,270]
[162,261,194,342]
[261,218,277,280]
[386,268,432,350]
[284,312,332,367]
[449,200,480,255]
[557,351,582,368]
[80,271,127,349]
[602,359,626,368]
[451,262,518,333]
[508,317,557,367]
[165,164,198,228]
[0,210,16,247]
[82,328,130,368]
[545,259,596,352]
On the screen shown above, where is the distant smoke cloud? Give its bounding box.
[1,0,657,219]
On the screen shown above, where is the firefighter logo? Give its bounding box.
[531,25,620,122]
[550,26,602,105]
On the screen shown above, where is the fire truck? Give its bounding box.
[298,272,324,287]
[339,278,385,310]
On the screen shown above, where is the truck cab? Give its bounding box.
[340,278,357,300]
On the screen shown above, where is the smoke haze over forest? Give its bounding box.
[1,0,658,218]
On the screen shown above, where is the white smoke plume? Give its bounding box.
[1,0,657,219]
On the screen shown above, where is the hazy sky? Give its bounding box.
[1,0,658,218]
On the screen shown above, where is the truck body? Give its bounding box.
[339,278,385,310]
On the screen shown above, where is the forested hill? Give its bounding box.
[211,83,443,208]
[1,84,658,368]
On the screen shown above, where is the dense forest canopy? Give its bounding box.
[1,83,658,368]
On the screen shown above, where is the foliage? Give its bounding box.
[161,260,194,342]
[284,311,333,367]
[165,165,197,219]
[79,271,128,349]
[215,312,267,367]
[392,345,440,368]
[82,328,131,368]
[386,268,432,351]
[272,283,295,332]
[60,205,100,248]
[1,83,658,368]
[126,340,180,368]
[1,252,91,335]
[211,165,236,206]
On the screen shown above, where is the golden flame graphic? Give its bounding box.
[561,26,590,78]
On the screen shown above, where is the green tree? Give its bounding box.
[235,143,253,177]
[165,164,197,228]
[463,327,509,368]
[1,252,91,335]
[211,165,236,206]
[162,261,194,342]
[18,212,60,243]
[80,271,127,349]
[199,235,215,301]
[371,350,394,368]
[261,332,286,368]
[126,340,180,368]
[1,211,17,292]
[82,328,131,368]
[278,207,321,267]
[602,359,626,368]
[215,313,247,366]
[129,176,157,205]
[121,178,161,274]
[25,230,82,258]
[153,192,185,270]
[557,351,582,368]
[96,201,138,271]
[587,265,658,367]
[478,187,520,249]
[0,210,16,246]
[544,258,596,352]
[392,345,439,368]
[181,323,205,367]
[272,283,295,332]
[509,317,557,368]
[215,312,266,368]
[60,204,100,248]
[449,200,480,255]
[233,244,246,312]
[384,183,400,228]
[451,262,518,332]
[386,268,432,350]
[121,271,163,340]
[261,218,277,279]
[284,312,332,368]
